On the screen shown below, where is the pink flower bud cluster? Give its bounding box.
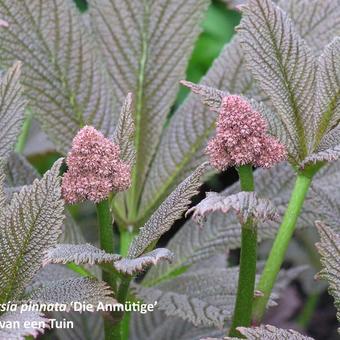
[206,95,286,170]
[62,126,131,204]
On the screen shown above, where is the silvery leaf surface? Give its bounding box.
[238,0,316,161]
[128,163,208,258]
[30,277,118,310]
[114,248,173,276]
[89,0,209,199]
[0,0,116,153]
[0,62,26,161]
[315,222,340,330]
[0,310,49,339]
[0,159,64,300]
[43,244,121,266]
[188,191,279,225]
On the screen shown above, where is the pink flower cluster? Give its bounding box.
[62,126,131,204]
[206,95,286,170]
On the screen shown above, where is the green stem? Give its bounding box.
[96,199,120,340]
[66,263,93,277]
[297,292,319,328]
[111,277,131,340]
[229,165,256,337]
[120,228,135,257]
[15,109,33,153]
[251,168,319,324]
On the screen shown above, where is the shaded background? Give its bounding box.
[28,1,337,339]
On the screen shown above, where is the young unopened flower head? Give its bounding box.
[62,126,131,204]
[206,95,286,170]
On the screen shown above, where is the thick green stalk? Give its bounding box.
[96,199,120,340]
[111,276,131,340]
[116,229,135,340]
[251,168,318,324]
[229,165,256,337]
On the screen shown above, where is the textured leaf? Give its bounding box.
[315,222,340,327]
[90,0,209,199]
[188,191,279,225]
[0,62,26,161]
[0,159,64,301]
[307,166,340,233]
[140,35,258,215]
[136,265,303,330]
[5,153,39,188]
[128,163,208,258]
[0,310,49,339]
[313,38,340,146]
[0,173,5,209]
[278,0,340,55]
[0,0,116,154]
[43,244,121,266]
[4,153,86,244]
[144,160,337,286]
[132,261,303,339]
[144,163,294,286]
[131,312,224,340]
[225,324,314,339]
[53,311,104,340]
[300,145,340,169]
[180,81,227,112]
[112,92,135,166]
[134,285,228,329]
[141,0,340,218]
[31,277,118,309]
[29,264,79,290]
[238,0,316,161]
[114,248,173,276]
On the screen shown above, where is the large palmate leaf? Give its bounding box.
[238,0,316,161]
[0,159,64,301]
[31,277,118,309]
[0,0,116,154]
[188,191,279,225]
[128,163,208,258]
[0,310,49,339]
[224,324,314,339]
[278,0,340,55]
[89,0,209,206]
[0,62,26,161]
[315,222,340,329]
